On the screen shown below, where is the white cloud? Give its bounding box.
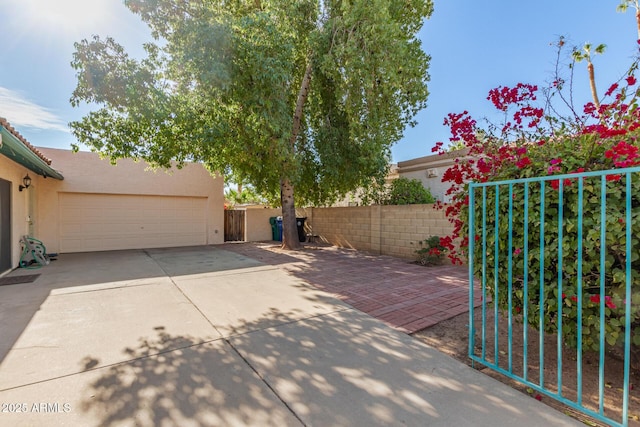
[0,87,69,133]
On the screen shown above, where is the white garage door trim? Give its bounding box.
[59,192,207,253]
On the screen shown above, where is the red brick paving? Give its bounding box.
[221,242,482,334]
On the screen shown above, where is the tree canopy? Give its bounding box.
[70,0,432,248]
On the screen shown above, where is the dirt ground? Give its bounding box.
[412,310,640,427]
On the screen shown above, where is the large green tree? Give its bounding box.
[69,0,432,249]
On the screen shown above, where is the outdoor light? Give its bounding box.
[19,174,32,192]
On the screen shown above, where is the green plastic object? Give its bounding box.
[19,236,50,269]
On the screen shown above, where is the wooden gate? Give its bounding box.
[224,209,245,242]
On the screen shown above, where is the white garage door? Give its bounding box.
[59,193,207,252]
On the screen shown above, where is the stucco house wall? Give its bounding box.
[1,115,226,271]
[0,155,33,269]
[396,149,469,203]
[35,148,225,253]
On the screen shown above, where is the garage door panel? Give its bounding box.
[59,193,208,253]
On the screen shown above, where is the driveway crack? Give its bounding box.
[224,338,308,427]
[142,249,307,426]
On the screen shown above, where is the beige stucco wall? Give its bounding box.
[244,208,281,242]
[0,155,33,270]
[34,148,225,253]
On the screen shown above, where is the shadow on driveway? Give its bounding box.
[222,242,476,333]
[0,246,262,365]
[0,244,580,426]
[72,308,576,427]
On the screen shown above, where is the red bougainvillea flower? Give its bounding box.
[547,159,563,175]
[627,75,637,86]
[605,83,619,97]
[439,236,456,252]
[604,140,640,167]
[513,106,544,128]
[582,124,629,138]
[516,157,532,169]
[487,83,538,111]
[589,295,617,309]
[514,248,522,256]
[584,102,597,116]
[605,297,617,310]
[444,111,478,144]
[547,165,561,174]
[477,158,492,174]
[571,296,578,303]
[550,178,572,190]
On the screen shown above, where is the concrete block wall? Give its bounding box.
[297,204,454,260]
[380,205,453,259]
[301,206,373,252]
[241,205,454,261]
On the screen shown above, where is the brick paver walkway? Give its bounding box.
[222,242,479,334]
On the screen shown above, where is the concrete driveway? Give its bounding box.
[0,245,580,426]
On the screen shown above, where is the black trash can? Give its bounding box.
[296,217,307,242]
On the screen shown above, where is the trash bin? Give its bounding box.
[296,217,307,242]
[276,216,283,242]
[269,217,280,241]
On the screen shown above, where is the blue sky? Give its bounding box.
[0,1,636,162]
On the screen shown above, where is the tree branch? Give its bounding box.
[290,61,313,151]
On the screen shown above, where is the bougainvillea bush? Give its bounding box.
[415,235,450,266]
[434,40,640,353]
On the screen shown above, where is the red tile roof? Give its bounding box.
[0,117,53,165]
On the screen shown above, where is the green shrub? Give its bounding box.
[469,156,640,351]
[384,177,434,205]
[415,236,449,266]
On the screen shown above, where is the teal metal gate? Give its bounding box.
[467,167,639,427]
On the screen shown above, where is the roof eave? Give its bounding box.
[0,128,64,180]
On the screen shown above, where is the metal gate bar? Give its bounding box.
[468,166,639,427]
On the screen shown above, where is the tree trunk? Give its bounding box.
[280,178,300,250]
[280,62,313,250]
[587,62,600,111]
